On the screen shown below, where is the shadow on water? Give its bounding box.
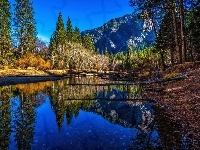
[0,77,199,149]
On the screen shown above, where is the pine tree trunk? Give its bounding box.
[170,43,174,65]
[170,0,181,64]
[179,0,186,63]
[150,13,167,69]
[189,35,194,62]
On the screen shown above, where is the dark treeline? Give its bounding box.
[130,0,200,69]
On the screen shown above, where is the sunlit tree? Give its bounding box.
[82,34,95,52]
[73,27,82,43]
[49,12,66,68]
[66,16,73,42]
[13,0,37,57]
[0,0,12,64]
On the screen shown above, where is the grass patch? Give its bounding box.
[0,69,48,76]
[138,71,150,78]
[164,72,180,79]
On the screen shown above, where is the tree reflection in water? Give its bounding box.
[0,87,12,150]
[153,106,184,150]
[0,77,199,149]
[49,79,96,130]
[12,93,37,150]
[0,81,51,150]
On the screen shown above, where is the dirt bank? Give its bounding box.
[0,68,72,86]
[145,63,200,148]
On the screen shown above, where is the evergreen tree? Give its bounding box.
[73,27,82,43]
[82,34,95,52]
[49,12,66,68]
[13,0,37,57]
[187,5,200,60]
[178,0,186,63]
[0,0,12,64]
[125,48,134,69]
[54,12,66,46]
[49,33,58,67]
[156,11,175,66]
[66,16,73,42]
[130,0,189,64]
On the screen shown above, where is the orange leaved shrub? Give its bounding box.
[16,81,53,95]
[16,53,52,70]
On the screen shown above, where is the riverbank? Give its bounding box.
[0,69,67,86]
[0,68,66,77]
[145,62,200,148]
[0,63,199,147]
[0,68,104,86]
[0,76,67,86]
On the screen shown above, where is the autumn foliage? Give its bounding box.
[16,81,53,95]
[15,53,51,70]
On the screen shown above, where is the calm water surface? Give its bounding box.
[0,77,195,149]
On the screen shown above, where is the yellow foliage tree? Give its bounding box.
[15,53,52,70]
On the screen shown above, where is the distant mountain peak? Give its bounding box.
[82,13,155,54]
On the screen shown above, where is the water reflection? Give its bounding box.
[0,87,12,149]
[1,82,50,150]
[12,94,36,150]
[153,106,183,150]
[0,77,198,149]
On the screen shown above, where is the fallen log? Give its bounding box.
[144,87,165,92]
[104,72,188,84]
[132,73,188,85]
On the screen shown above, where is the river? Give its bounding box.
[0,76,194,149]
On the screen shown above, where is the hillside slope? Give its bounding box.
[82,14,155,54]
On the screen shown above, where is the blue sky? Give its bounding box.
[10,0,133,42]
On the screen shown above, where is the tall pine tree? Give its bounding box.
[66,17,73,42]
[13,0,37,57]
[73,27,82,43]
[49,33,58,68]
[187,4,200,60]
[54,12,66,46]
[49,12,66,68]
[0,0,12,64]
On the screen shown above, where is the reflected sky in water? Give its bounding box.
[9,97,160,149]
[0,77,197,149]
[34,99,134,149]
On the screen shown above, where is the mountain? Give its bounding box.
[88,100,154,130]
[82,13,156,54]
